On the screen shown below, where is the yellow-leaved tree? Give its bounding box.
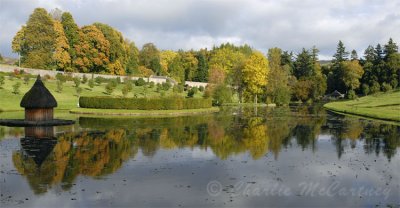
[53,21,71,71]
[242,51,269,104]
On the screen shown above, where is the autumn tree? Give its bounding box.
[74,25,110,73]
[53,21,71,71]
[341,60,364,94]
[94,23,127,75]
[242,51,269,104]
[180,51,198,81]
[160,50,178,76]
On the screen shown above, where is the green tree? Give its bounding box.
[194,50,209,82]
[61,12,80,70]
[351,50,358,61]
[12,8,56,69]
[266,47,291,105]
[139,43,161,75]
[328,41,350,93]
[242,51,269,104]
[125,41,140,75]
[212,84,232,105]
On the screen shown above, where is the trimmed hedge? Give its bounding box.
[79,96,212,110]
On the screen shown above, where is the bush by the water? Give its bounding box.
[79,96,212,110]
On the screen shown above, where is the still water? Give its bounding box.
[0,105,399,207]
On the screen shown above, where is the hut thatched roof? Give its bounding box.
[20,75,57,108]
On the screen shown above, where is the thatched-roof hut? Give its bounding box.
[20,75,57,121]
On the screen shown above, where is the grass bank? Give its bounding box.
[70,107,219,117]
[0,75,203,112]
[323,90,400,122]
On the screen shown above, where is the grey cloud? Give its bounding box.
[0,0,399,60]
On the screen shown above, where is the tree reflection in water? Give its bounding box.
[11,105,400,194]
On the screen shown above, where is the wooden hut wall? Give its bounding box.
[25,108,54,121]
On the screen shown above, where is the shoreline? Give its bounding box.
[69,107,220,117]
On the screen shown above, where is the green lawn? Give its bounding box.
[0,76,203,112]
[324,90,400,122]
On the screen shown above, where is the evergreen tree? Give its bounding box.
[194,51,209,82]
[351,50,358,61]
[61,12,80,70]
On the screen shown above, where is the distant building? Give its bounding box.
[327,90,345,99]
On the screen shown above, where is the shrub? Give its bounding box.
[109,79,118,88]
[76,87,82,97]
[56,80,63,93]
[23,74,30,85]
[390,79,398,89]
[125,81,133,92]
[346,90,357,99]
[135,78,146,86]
[44,74,51,80]
[149,81,155,88]
[162,81,171,91]
[212,84,232,105]
[95,76,104,85]
[381,82,392,92]
[370,81,380,94]
[88,79,95,89]
[116,77,121,84]
[12,82,21,94]
[0,75,4,88]
[56,73,66,83]
[121,85,129,97]
[79,96,212,110]
[105,82,115,94]
[187,87,198,98]
[73,77,81,87]
[173,84,184,93]
[82,75,88,84]
[361,84,370,95]
[199,86,205,92]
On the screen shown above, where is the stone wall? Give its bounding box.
[0,64,209,87]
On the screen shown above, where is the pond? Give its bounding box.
[0,105,399,207]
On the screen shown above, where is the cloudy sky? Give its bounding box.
[0,0,399,59]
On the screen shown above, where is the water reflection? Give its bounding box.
[6,105,400,196]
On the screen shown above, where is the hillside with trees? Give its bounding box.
[10,8,399,104]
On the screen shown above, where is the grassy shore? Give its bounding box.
[0,75,202,112]
[323,90,400,122]
[70,107,219,117]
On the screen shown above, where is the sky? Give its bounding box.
[0,0,399,60]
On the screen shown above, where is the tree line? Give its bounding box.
[11,8,399,104]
